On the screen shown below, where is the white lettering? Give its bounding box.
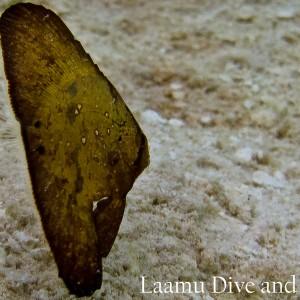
[141,275,297,295]
[140,276,152,294]
[153,281,162,293]
[285,275,297,293]
[193,281,205,293]
[245,281,255,293]
[175,281,191,293]
[212,276,256,294]
[164,282,173,293]
[212,276,227,293]
[261,275,297,294]
[261,281,270,293]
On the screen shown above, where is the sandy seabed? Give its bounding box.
[0,0,299,299]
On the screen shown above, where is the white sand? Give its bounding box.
[0,0,299,299]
